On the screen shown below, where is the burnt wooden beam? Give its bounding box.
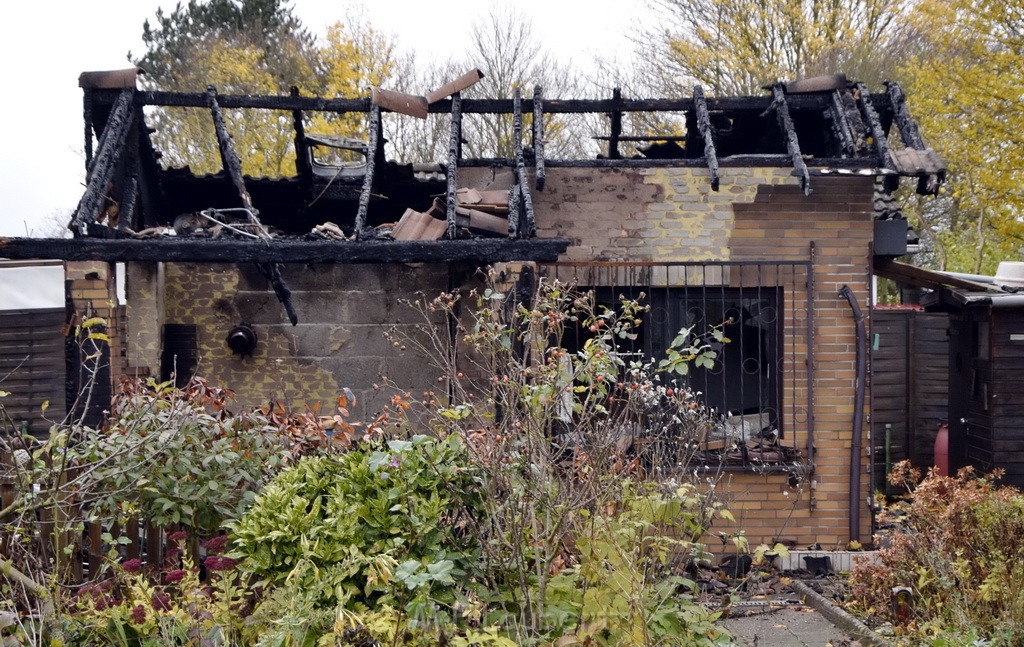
[507,185,522,239]
[886,81,942,195]
[83,89,94,170]
[693,85,721,191]
[207,86,255,212]
[855,83,891,168]
[119,173,138,232]
[71,89,135,235]
[290,86,311,182]
[0,237,572,264]
[513,89,537,239]
[765,84,811,195]
[354,103,381,238]
[91,87,881,116]
[608,88,623,160]
[445,93,463,240]
[533,85,545,191]
[257,262,298,325]
[828,90,857,156]
[461,155,890,169]
[209,86,298,324]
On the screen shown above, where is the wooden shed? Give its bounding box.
[876,259,1024,487]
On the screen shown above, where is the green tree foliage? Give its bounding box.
[900,0,1024,273]
[134,1,396,177]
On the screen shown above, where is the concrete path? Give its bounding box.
[721,606,857,646]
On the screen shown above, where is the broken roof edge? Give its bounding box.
[0,236,572,265]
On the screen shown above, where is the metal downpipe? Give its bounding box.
[839,285,866,542]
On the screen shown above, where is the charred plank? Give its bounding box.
[354,103,381,238]
[693,85,721,191]
[72,89,135,235]
[608,88,623,160]
[533,85,546,191]
[513,89,537,238]
[764,84,811,195]
[207,86,254,212]
[0,237,572,264]
[446,93,463,240]
[828,90,857,156]
[91,87,866,116]
[291,86,311,182]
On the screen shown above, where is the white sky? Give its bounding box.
[0,0,644,238]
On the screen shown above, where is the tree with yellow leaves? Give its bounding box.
[900,0,1024,273]
[636,0,913,95]
[135,1,395,177]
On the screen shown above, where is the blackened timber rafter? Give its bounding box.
[290,86,311,185]
[91,87,885,116]
[445,94,462,240]
[355,103,381,237]
[764,84,811,195]
[886,81,944,194]
[533,85,546,191]
[207,86,256,213]
[0,237,572,265]
[855,82,896,190]
[693,85,721,191]
[513,89,537,239]
[207,85,298,325]
[828,90,857,156]
[72,89,135,235]
[608,88,623,160]
[83,88,93,170]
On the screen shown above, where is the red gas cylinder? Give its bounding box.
[934,419,950,476]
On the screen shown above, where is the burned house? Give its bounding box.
[0,69,945,547]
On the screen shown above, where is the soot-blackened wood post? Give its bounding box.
[207,86,255,213]
[513,89,537,239]
[507,184,522,239]
[766,84,811,196]
[693,85,721,191]
[290,86,311,189]
[886,81,941,194]
[829,90,857,156]
[533,85,546,191]
[355,103,381,238]
[855,82,896,190]
[608,87,623,160]
[445,93,463,240]
[83,89,94,170]
[207,85,298,325]
[72,89,135,236]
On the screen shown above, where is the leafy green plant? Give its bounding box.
[390,277,732,645]
[228,432,484,616]
[850,462,1024,645]
[77,377,290,535]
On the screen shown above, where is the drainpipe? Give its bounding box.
[839,285,866,543]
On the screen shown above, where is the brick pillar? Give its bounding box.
[65,261,120,425]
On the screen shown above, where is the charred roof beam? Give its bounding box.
[354,103,381,238]
[764,84,811,196]
[886,81,944,194]
[71,88,135,236]
[854,82,897,191]
[693,85,721,191]
[445,93,463,240]
[207,85,298,325]
[513,88,537,239]
[828,90,857,157]
[533,85,546,191]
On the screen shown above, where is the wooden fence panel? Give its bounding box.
[0,308,67,436]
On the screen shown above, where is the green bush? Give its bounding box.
[228,433,484,613]
[78,378,290,535]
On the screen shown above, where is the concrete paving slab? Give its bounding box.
[721,606,857,646]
